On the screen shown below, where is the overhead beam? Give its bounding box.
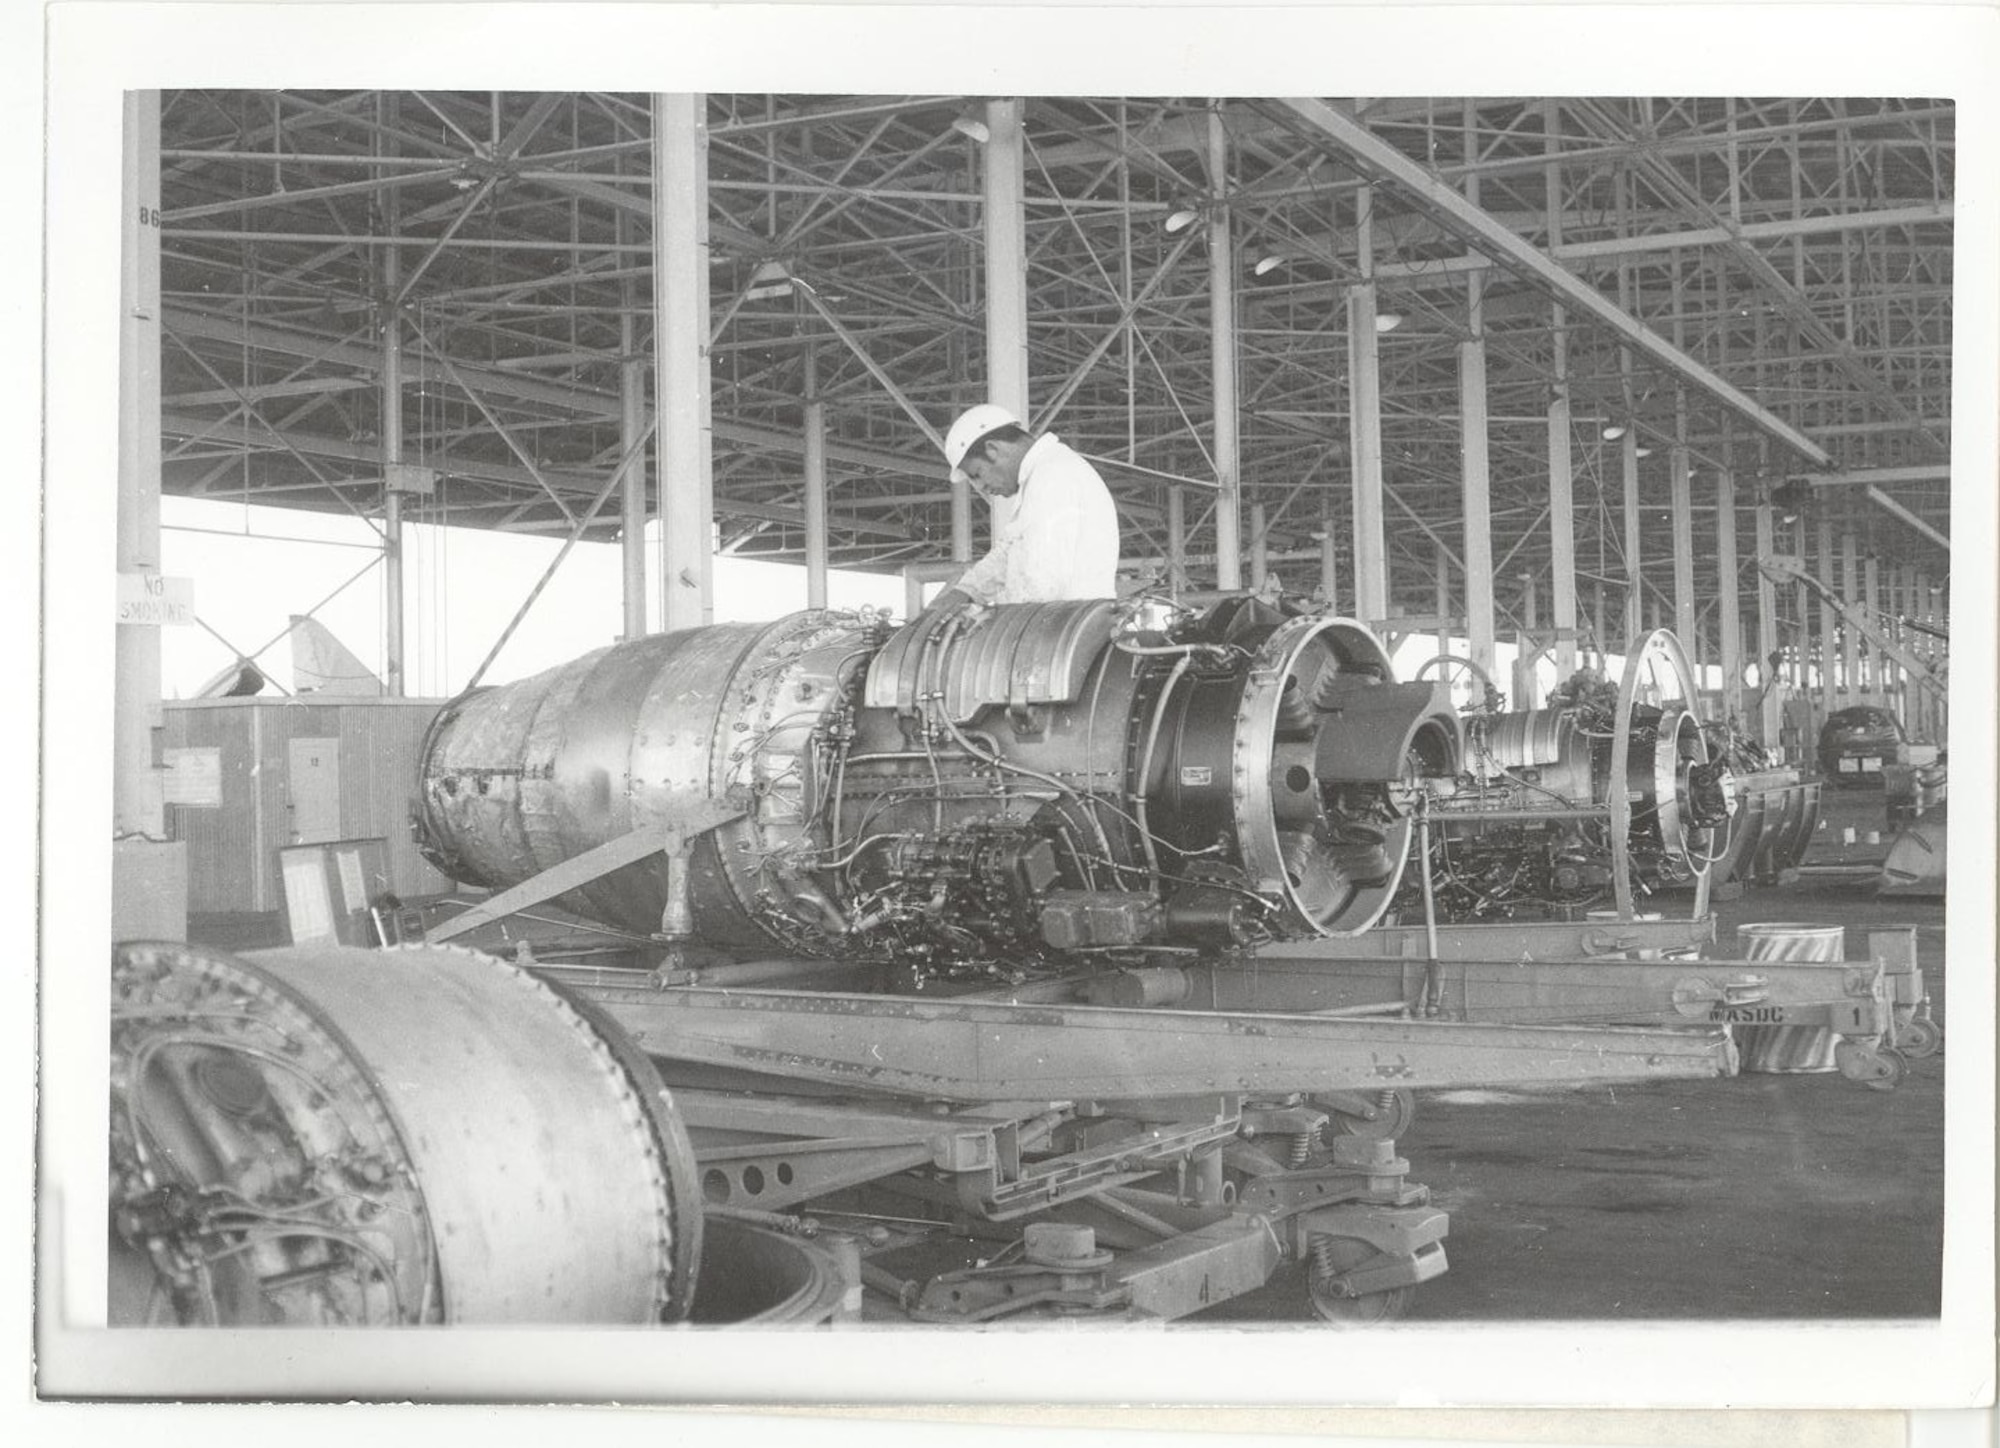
[159,413,917,541]
[1802,464,1951,486]
[1863,485,1951,551]
[163,307,943,481]
[1267,97,1832,468]
[1553,202,1954,261]
[163,376,372,408]
[1370,202,1955,277]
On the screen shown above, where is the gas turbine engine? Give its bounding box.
[416,597,1461,984]
[1401,631,1737,921]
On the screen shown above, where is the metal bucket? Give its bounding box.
[1880,807,1947,898]
[1732,923,1846,1073]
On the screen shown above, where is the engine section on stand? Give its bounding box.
[415,596,1463,988]
[1395,630,1738,923]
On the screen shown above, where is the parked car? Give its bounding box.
[1816,705,1909,784]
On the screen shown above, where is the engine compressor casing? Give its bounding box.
[415,598,1461,978]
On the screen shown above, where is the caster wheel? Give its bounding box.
[1306,1237,1413,1325]
[1898,1017,1943,1059]
[1863,1046,1910,1093]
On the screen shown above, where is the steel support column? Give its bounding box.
[1716,469,1742,725]
[1817,518,1839,709]
[116,90,165,837]
[1548,314,1577,679]
[1919,569,1944,745]
[1167,486,1187,596]
[1544,105,1577,680]
[1893,564,1916,714]
[1754,502,1783,750]
[1319,500,1340,610]
[1207,108,1242,590]
[1862,553,1882,703]
[981,98,1029,563]
[1459,322,1496,680]
[1841,532,1861,706]
[1670,390,1696,650]
[1790,515,1814,728]
[652,93,714,630]
[1435,542,1452,661]
[377,99,408,693]
[981,98,1030,413]
[1248,501,1268,591]
[618,213,648,639]
[1914,570,1933,736]
[1622,435,1642,647]
[1347,186,1386,623]
[804,397,829,610]
[379,232,408,693]
[1616,161,1643,652]
[1459,101,1495,681]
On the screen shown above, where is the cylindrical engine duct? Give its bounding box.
[109,940,701,1325]
[417,611,880,947]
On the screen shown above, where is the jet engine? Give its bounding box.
[1401,630,1737,920]
[416,597,1461,983]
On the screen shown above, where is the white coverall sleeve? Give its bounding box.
[952,532,1012,605]
[1001,489,1099,601]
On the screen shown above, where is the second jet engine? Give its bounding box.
[1399,630,1738,921]
[415,596,1461,983]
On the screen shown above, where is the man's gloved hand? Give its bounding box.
[923,586,977,620]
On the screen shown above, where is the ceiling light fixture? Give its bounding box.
[1163,207,1202,234]
[1601,423,1628,441]
[950,115,991,144]
[1252,253,1288,277]
[743,259,794,301]
[1634,445,1654,459]
[1374,311,1404,334]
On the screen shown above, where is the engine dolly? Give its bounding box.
[560,975,1736,1324]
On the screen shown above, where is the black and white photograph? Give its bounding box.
[26,1,1998,1438]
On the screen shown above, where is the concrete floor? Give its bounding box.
[1197,787,1948,1324]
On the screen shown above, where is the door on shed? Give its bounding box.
[286,736,342,844]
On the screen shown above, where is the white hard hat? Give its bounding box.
[942,403,1022,484]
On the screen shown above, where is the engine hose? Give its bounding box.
[1113,639,1241,662]
[917,614,958,834]
[1416,808,1444,1017]
[1131,654,1193,884]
